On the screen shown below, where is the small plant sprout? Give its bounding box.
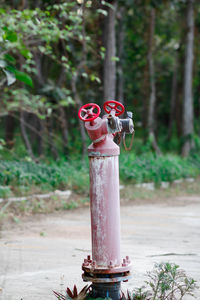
[53,284,91,300]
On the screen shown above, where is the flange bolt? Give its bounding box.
[83,259,89,267]
[122,258,127,267]
[109,261,113,268]
[87,255,92,263]
[92,260,96,267]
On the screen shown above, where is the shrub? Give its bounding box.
[0,186,11,198]
[0,160,89,194]
[119,153,199,184]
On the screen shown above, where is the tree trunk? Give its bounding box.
[182,0,194,157]
[37,118,44,157]
[34,52,45,87]
[5,114,15,149]
[116,6,125,104]
[147,8,161,155]
[103,1,117,101]
[141,5,149,131]
[59,106,69,156]
[199,97,200,136]
[71,76,87,157]
[47,116,58,160]
[142,64,149,131]
[20,111,36,160]
[174,42,185,137]
[168,51,178,139]
[20,0,27,10]
[55,65,70,156]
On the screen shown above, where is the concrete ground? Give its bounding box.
[0,195,200,300]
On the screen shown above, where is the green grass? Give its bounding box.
[0,159,89,196]
[119,151,200,185]
[0,186,11,198]
[0,151,199,197]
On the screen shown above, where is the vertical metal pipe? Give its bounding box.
[91,282,121,299]
[89,155,121,267]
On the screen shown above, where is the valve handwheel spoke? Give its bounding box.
[78,103,101,122]
[106,103,115,109]
[82,114,89,120]
[115,106,121,113]
[103,100,125,116]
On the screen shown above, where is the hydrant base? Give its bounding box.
[91,282,121,300]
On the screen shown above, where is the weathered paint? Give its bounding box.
[88,152,110,157]
[88,135,120,157]
[89,156,121,267]
[85,117,108,141]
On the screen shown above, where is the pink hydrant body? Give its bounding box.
[89,140,121,268]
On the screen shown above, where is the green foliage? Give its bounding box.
[13,70,33,87]
[0,24,33,87]
[0,186,11,198]
[0,2,101,119]
[0,150,199,197]
[0,139,5,151]
[144,262,197,299]
[0,1,199,193]
[62,200,78,210]
[120,262,197,300]
[193,134,200,151]
[3,89,47,116]
[0,0,199,161]
[122,288,150,300]
[120,152,199,185]
[0,159,89,194]
[2,69,16,86]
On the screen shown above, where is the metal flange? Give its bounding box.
[82,256,132,283]
[82,271,132,283]
[82,264,131,274]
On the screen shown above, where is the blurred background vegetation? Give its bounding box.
[0,0,200,198]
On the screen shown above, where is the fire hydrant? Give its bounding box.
[78,100,134,300]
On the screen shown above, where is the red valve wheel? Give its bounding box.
[103,100,125,116]
[78,103,101,122]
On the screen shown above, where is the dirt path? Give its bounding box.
[0,196,200,300]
